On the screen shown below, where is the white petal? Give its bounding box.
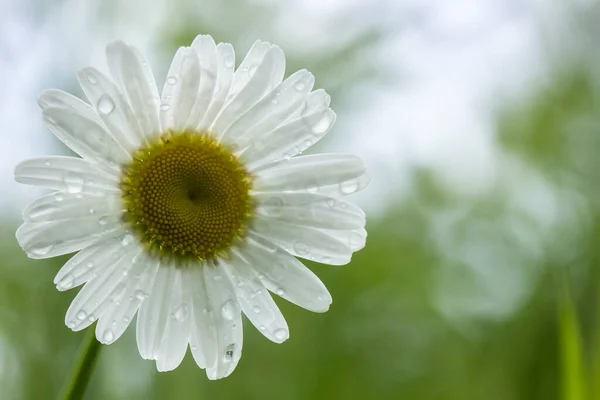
[251,218,352,265]
[188,264,224,370]
[106,41,161,139]
[186,35,218,129]
[16,216,122,259]
[154,268,191,372]
[321,227,367,252]
[242,107,335,169]
[22,191,122,223]
[38,90,130,168]
[198,43,235,131]
[203,264,243,380]
[213,45,285,140]
[94,253,159,344]
[77,67,144,151]
[227,41,270,101]
[252,154,366,194]
[14,156,119,194]
[53,229,129,291]
[160,47,201,131]
[224,254,289,343]
[286,88,331,122]
[220,69,314,148]
[253,192,365,230]
[136,264,175,360]
[65,242,139,331]
[242,235,332,312]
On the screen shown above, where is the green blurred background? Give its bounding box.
[2,0,600,399]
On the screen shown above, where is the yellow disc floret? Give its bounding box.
[120,131,253,263]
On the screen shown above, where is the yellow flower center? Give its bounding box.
[120,131,252,262]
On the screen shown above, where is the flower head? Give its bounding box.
[15,35,368,378]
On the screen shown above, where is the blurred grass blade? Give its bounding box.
[557,276,588,400]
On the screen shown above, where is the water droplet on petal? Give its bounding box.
[259,196,283,217]
[44,159,52,166]
[63,172,84,193]
[221,300,237,321]
[67,321,76,329]
[223,343,236,362]
[54,193,64,202]
[252,306,261,314]
[121,234,134,246]
[259,325,266,331]
[248,65,257,76]
[122,316,130,323]
[86,262,94,269]
[274,328,288,341]
[97,94,115,115]
[339,179,359,195]
[313,112,334,134]
[98,216,110,226]
[224,56,234,68]
[306,186,318,194]
[76,310,87,320]
[173,303,188,321]
[293,241,310,256]
[167,76,178,85]
[295,82,305,91]
[30,245,53,257]
[213,274,222,282]
[135,290,148,300]
[276,288,284,296]
[89,208,95,214]
[102,329,115,343]
[57,274,74,290]
[86,73,98,84]
[326,198,336,208]
[160,103,170,111]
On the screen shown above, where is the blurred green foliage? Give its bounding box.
[3,1,600,400]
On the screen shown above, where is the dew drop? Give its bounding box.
[256,289,263,295]
[295,82,305,91]
[89,208,95,214]
[257,273,265,280]
[98,216,110,226]
[293,241,310,256]
[160,103,171,112]
[63,172,84,193]
[166,76,178,85]
[307,186,319,194]
[88,314,96,322]
[102,329,115,343]
[326,198,336,208]
[173,303,189,321]
[121,234,134,246]
[249,65,257,76]
[221,300,237,321]
[224,56,234,68]
[76,310,87,320]
[86,73,98,84]
[44,159,52,166]
[54,193,64,202]
[86,262,94,269]
[122,316,130,323]
[259,196,283,217]
[30,245,53,257]
[276,288,284,296]
[135,290,148,300]
[213,274,223,282]
[339,179,359,194]
[223,344,236,362]
[67,321,76,329]
[259,325,266,331]
[313,113,333,134]
[252,305,261,314]
[97,94,115,115]
[57,274,74,290]
[191,345,198,351]
[274,328,288,341]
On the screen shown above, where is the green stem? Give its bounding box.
[58,329,102,400]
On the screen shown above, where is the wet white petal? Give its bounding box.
[65,242,139,331]
[94,252,159,344]
[22,191,122,223]
[16,216,122,259]
[14,156,119,194]
[213,45,285,140]
[39,90,131,168]
[199,43,235,131]
[106,41,161,139]
[186,35,218,129]
[77,67,144,151]
[243,234,332,312]
[204,264,243,380]
[254,192,365,230]
[136,265,176,360]
[242,107,336,169]
[53,229,128,291]
[160,47,201,131]
[154,268,191,372]
[224,254,289,343]
[286,88,331,121]
[220,69,314,148]
[189,266,217,370]
[253,153,366,194]
[251,217,353,265]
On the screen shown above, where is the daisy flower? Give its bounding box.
[14,35,368,379]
